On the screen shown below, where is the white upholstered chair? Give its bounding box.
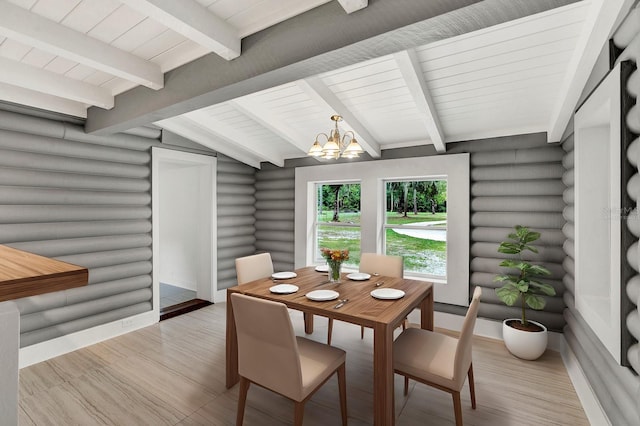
[230,293,347,426]
[235,252,274,285]
[393,286,482,426]
[327,253,404,345]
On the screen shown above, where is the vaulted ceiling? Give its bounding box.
[0,0,631,168]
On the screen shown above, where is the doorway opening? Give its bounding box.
[152,148,217,321]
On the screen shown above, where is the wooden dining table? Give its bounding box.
[225,266,434,426]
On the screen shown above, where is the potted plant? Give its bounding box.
[494,225,556,360]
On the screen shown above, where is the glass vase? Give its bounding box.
[327,261,342,283]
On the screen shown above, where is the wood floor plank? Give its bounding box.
[19,304,589,425]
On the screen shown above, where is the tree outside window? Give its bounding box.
[315,183,361,267]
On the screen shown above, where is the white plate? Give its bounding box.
[269,284,299,294]
[306,290,339,301]
[371,288,405,300]
[347,272,371,281]
[315,265,329,272]
[271,271,297,279]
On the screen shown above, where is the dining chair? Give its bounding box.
[230,293,347,426]
[393,286,482,426]
[235,252,274,285]
[327,253,404,345]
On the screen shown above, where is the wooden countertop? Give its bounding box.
[0,245,88,302]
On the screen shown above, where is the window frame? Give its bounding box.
[295,155,469,306]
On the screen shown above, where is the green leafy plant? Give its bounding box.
[494,225,556,326]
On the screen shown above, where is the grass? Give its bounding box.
[316,211,446,225]
[385,211,446,225]
[385,229,446,275]
[316,211,447,275]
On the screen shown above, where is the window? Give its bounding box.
[295,155,469,306]
[384,179,447,279]
[315,183,361,267]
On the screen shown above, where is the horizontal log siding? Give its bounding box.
[560,7,640,424]
[254,165,295,272]
[468,142,566,331]
[0,110,154,347]
[216,155,256,289]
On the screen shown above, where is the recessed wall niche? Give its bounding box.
[574,61,632,364]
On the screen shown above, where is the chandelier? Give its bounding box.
[307,115,364,159]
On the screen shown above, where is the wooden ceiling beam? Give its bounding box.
[119,0,241,61]
[229,98,313,155]
[0,57,113,109]
[394,49,446,153]
[155,116,262,169]
[337,0,368,14]
[0,83,87,118]
[0,1,163,90]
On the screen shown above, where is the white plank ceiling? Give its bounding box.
[0,0,629,168]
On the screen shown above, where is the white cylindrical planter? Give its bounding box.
[502,319,548,360]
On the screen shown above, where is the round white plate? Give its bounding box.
[269,284,299,294]
[306,290,339,301]
[271,271,297,279]
[347,272,371,281]
[315,265,329,272]
[371,288,405,300]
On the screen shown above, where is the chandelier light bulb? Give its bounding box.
[307,115,365,160]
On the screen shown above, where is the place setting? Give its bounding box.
[271,271,297,280]
[269,283,299,294]
[314,264,329,272]
[346,272,370,281]
[269,271,299,294]
[370,288,405,300]
[305,289,340,301]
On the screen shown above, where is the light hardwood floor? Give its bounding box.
[19,304,589,425]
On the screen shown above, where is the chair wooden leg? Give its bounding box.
[337,363,348,426]
[468,363,476,409]
[294,401,305,426]
[236,376,251,426]
[402,318,408,330]
[452,391,463,426]
[327,318,333,345]
[360,325,365,339]
[404,376,409,396]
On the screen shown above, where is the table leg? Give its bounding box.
[226,290,239,388]
[373,322,394,426]
[420,289,434,331]
[303,312,314,334]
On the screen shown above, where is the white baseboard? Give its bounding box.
[561,343,611,426]
[19,310,158,368]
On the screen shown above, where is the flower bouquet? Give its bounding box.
[320,248,349,283]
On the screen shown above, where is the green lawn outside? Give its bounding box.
[316,211,446,225]
[385,211,447,225]
[316,211,447,275]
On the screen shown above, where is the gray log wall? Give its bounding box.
[0,110,154,347]
[217,154,257,290]
[465,139,566,330]
[560,6,640,425]
[255,165,295,273]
